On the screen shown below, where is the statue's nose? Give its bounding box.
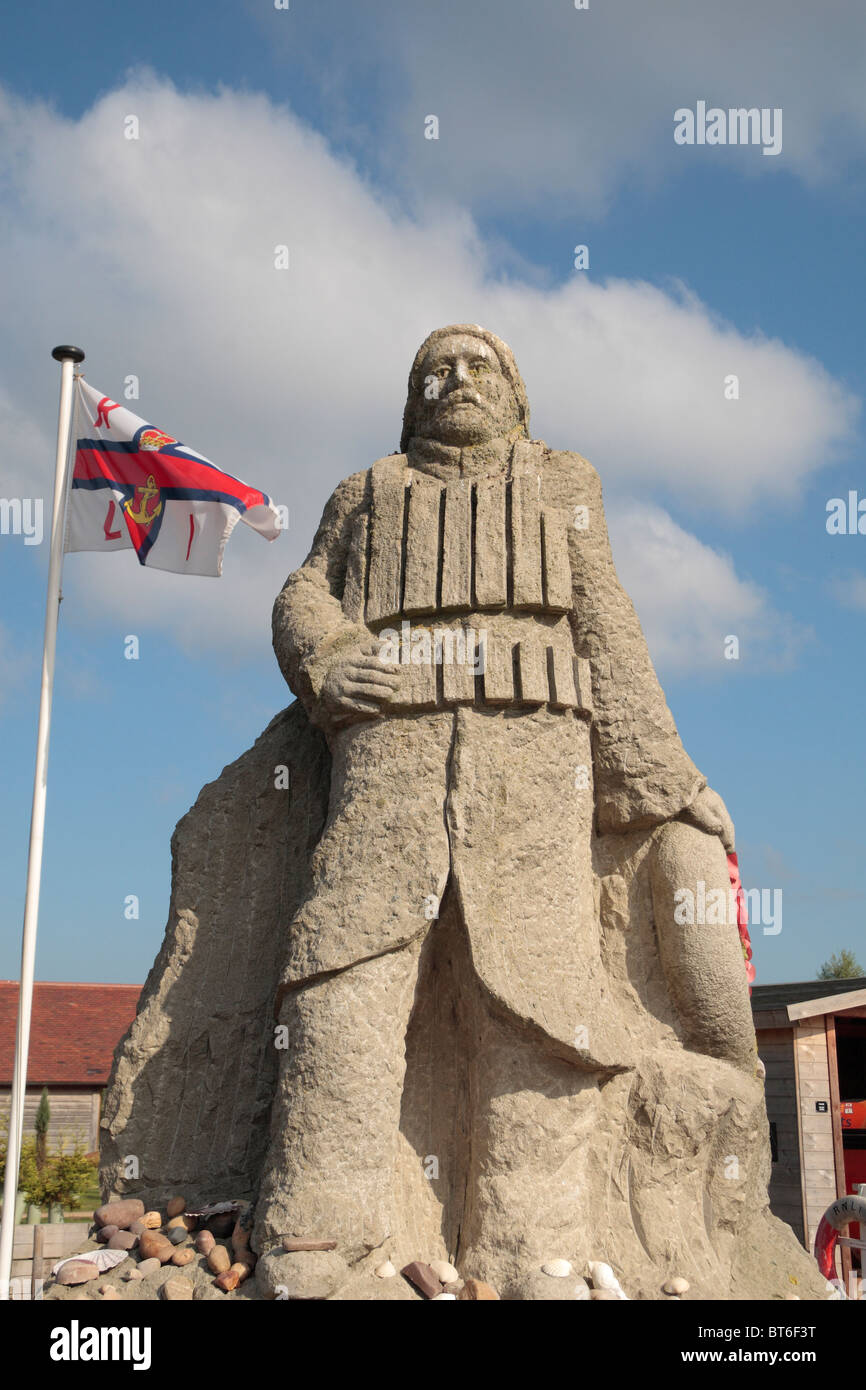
[453,361,471,383]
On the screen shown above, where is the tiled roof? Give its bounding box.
[751,977,866,1012]
[0,981,141,1087]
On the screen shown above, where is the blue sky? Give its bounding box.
[0,0,864,986]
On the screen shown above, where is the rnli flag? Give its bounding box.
[65,379,281,576]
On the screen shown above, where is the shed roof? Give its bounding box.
[0,981,140,1087]
[751,977,866,1012]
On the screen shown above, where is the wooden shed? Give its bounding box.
[752,977,866,1284]
[0,981,140,1152]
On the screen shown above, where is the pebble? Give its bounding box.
[107,1231,138,1251]
[123,1267,144,1282]
[166,1215,188,1230]
[168,1227,188,1245]
[374,1261,397,1279]
[429,1259,459,1284]
[207,1245,232,1275]
[457,1278,500,1301]
[662,1276,690,1297]
[57,1262,100,1286]
[215,1269,241,1292]
[401,1261,444,1300]
[93,1199,145,1231]
[281,1237,337,1252]
[588,1261,627,1299]
[166,1196,186,1219]
[231,1220,251,1254]
[195,1231,216,1256]
[432,1292,457,1300]
[128,1220,147,1237]
[138,1232,172,1262]
[162,1279,194,1301]
[135,1258,162,1277]
[230,1261,252,1284]
[96,1224,118,1244]
[141,1211,163,1230]
[171,1248,195,1267]
[541,1259,573,1278]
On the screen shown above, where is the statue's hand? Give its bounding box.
[680,786,735,853]
[319,639,403,725]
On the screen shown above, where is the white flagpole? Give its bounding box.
[0,345,84,1300]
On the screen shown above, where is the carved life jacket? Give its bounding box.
[341,441,592,716]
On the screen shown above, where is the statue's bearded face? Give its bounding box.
[408,334,522,446]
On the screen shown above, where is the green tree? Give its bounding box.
[34,1088,50,1173]
[817,949,865,981]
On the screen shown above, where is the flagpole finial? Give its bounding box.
[51,345,85,363]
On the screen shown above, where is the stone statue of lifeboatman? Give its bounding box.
[253,325,758,1300]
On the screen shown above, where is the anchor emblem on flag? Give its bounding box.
[124,474,163,527]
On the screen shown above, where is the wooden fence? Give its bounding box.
[5,1222,91,1299]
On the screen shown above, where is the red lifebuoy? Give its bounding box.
[814,1194,866,1291]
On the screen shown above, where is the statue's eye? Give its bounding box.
[435,366,451,378]
[470,361,489,375]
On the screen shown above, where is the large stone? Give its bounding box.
[99,704,330,1211]
[162,1279,194,1301]
[107,1231,138,1251]
[139,1232,173,1263]
[56,1261,100,1286]
[93,1199,144,1230]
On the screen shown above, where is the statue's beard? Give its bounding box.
[410,391,515,447]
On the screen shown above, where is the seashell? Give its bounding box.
[662,1276,689,1296]
[590,1289,619,1300]
[588,1260,628,1299]
[374,1260,397,1278]
[52,1248,128,1278]
[429,1259,459,1284]
[541,1258,573,1278]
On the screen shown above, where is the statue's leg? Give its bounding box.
[648,819,757,1073]
[254,942,424,1299]
[254,711,453,1299]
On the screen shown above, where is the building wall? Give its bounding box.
[757,1025,804,1242]
[793,1020,838,1253]
[0,1087,100,1152]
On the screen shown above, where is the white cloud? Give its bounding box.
[829,571,866,611]
[276,0,866,213]
[0,77,854,670]
[608,503,810,674]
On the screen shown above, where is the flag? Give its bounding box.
[65,379,281,576]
